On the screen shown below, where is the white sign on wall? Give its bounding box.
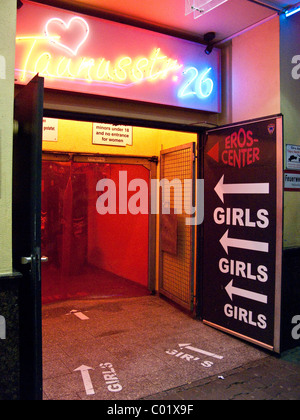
[284,171,300,191]
[287,144,300,170]
[43,118,58,142]
[93,123,132,147]
[0,55,6,80]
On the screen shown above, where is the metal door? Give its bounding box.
[13,75,44,399]
[159,143,196,310]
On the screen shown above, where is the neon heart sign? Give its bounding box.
[44,16,89,56]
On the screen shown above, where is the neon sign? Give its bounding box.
[15,1,220,112]
[44,17,90,56]
[17,37,182,86]
[178,67,214,99]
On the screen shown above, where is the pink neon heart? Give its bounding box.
[44,16,89,56]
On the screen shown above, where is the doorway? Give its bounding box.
[40,118,198,307]
[40,117,202,399]
[41,153,155,304]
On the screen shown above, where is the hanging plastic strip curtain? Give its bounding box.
[41,160,149,304]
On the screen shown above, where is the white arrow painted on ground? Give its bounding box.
[179,344,223,360]
[68,310,89,320]
[225,280,268,304]
[74,365,95,395]
[215,175,270,203]
[220,230,269,255]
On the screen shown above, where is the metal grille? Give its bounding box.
[159,143,195,310]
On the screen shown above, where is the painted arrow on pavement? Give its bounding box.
[225,280,268,304]
[215,175,270,203]
[67,310,89,320]
[179,344,223,360]
[74,365,95,395]
[220,229,269,255]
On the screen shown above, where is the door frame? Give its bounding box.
[41,109,205,313]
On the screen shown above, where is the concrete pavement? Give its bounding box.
[142,347,300,400]
[42,295,299,400]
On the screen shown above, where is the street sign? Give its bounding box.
[202,116,283,353]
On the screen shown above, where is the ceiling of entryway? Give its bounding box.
[36,0,299,43]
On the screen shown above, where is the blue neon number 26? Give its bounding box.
[179,67,214,99]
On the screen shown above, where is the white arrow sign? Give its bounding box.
[220,229,269,255]
[179,343,223,360]
[215,175,270,203]
[74,365,95,395]
[225,280,268,304]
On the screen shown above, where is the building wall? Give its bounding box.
[220,13,300,249]
[0,0,17,274]
[231,16,281,122]
[42,119,197,156]
[280,12,300,249]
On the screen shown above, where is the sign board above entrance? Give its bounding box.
[15,1,221,113]
[92,123,132,147]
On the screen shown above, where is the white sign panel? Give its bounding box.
[0,55,6,80]
[287,144,300,170]
[43,118,58,142]
[93,123,132,147]
[284,171,300,191]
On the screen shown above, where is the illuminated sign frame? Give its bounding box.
[15,0,221,113]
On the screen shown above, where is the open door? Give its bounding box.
[202,115,283,353]
[13,75,44,399]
